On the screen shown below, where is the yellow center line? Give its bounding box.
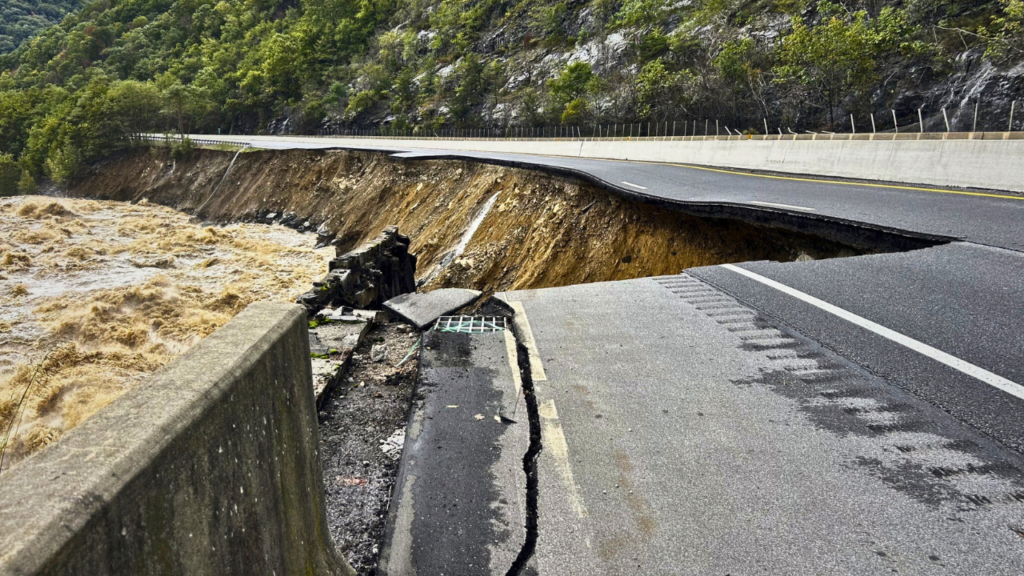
[609,159,1024,201]
[207,136,1024,201]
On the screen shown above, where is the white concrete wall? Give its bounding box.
[197,134,1024,193]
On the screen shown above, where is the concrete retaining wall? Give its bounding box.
[202,133,1024,193]
[0,302,354,576]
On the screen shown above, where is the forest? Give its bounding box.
[0,0,82,54]
[0,0,1022,191]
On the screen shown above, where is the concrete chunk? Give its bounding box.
[384,288,483,329]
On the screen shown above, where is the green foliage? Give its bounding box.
[635,58,696,120]
[529,1,569,43]
[0,153,20,195]
[17,170,36,194]
[774,4,880,127]
[170,136,195,161]
[549,62,598,105]
[613,0,673,29]
[0,0,82,54]
[548,62,602,123]
[984,0,1024,61]
[107,80,162,145]
[0,0,1013,187]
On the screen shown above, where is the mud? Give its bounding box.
[0,196,331,470]
[318,321,420,575]
[72,148,868,296]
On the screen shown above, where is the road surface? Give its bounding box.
[188,135,1024,573]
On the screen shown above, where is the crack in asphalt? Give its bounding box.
[505,315,542,576]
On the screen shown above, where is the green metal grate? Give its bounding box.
[432,316,507,333]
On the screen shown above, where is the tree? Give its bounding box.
[985,0,1024,62]
[0,153,19,195]
[715,38,774,125]
[548,62,600,123]
[635,58,696,121]
[106,80,161,147]
[775,5,878,129]
[161,81,211,135]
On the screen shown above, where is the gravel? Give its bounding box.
[318,321,420,575]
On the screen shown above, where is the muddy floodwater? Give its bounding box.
[0,195,331,471]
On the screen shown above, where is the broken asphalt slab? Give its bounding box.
[384,288,483,330]
[308,311,376,407]
[379,328,530,576]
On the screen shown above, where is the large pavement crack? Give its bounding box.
[505,314,542,576]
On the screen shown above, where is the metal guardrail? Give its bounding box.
[143,131,1024,145]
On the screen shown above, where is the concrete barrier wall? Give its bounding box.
[0,302,354,576]
[201,133,1024,193]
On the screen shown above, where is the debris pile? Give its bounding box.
[297,226,417,315]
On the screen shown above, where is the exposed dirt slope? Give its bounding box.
[73,148,859,295]
[0,195,331,470]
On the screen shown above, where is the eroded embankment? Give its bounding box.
[73,148,872,295]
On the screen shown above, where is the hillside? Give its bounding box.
[0,0,82,54]
[0,0,1022,188]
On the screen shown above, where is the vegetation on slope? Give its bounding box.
[0,0,82,55]
[0,0,1022,188]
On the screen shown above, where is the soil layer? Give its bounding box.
[72,148,865,295]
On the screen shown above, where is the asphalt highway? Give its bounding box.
[200,135,1024,250]
[190,135,1024,573]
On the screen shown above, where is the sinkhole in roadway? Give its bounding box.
[73,147,945,294]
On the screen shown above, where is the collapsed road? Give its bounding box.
[68,136,1024,573]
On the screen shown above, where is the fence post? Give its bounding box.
[942,108,950,132]
[1009,101,1016,132]
[704,119,708,136]
[850,114,856,134]
[892,110,898,134]
[973,101,979,133]
[918,109,924,133]
[870,113,876,133]
[763,118,769,135]
[716,119,719,136]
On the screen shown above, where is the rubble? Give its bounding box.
[297,226,417,316]
[307,307,378,407]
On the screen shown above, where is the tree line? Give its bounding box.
[0,0,1022,191]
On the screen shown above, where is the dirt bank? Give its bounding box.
[72,148,865,295]
[0,196,331,470]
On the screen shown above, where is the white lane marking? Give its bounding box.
[509,301,547,381]
[721,264,1024,401]
[621,181,648,190]
[749,201,817,212]
[539,399,589,518]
